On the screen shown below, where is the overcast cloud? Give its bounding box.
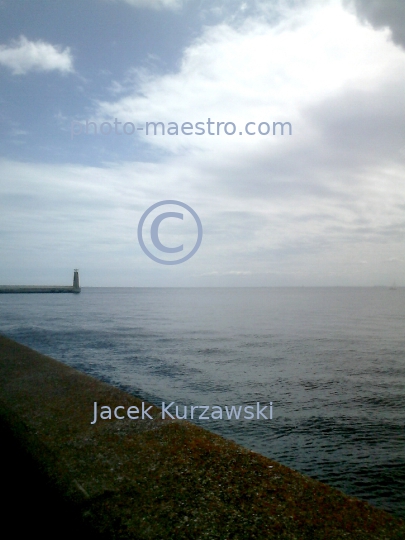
[0,36,74,75]
[347,0,405,49]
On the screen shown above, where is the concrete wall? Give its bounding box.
[0,286,77,293]
[0,270,81,294]
[0,334,403,539]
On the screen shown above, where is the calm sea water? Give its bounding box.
[0,287,404,517]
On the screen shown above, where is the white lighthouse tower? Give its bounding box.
[73,269,81,293]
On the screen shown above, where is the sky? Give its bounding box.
[0,0,404,287]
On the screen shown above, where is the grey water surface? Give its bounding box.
[0,287,404,517]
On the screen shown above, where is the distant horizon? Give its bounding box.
[1,283,402,289]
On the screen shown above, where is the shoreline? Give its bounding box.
[0,333,403,539]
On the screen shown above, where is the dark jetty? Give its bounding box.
[0,334,403,539]
[0,269,80,293]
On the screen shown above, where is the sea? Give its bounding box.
[0,287,404,517]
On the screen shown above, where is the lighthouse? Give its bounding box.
[73,269,81,293]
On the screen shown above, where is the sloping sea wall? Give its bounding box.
[0,334,403,539]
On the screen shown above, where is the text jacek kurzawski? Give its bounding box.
[91,402,273,424]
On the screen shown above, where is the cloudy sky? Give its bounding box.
[0,0,404,286]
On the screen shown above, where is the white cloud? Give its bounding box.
[0,36,73,75]
[88,1,405,284]
[96,2,404,156]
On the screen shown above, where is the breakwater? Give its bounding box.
[0,285,79,293]
[0,334,403,539]
[0,269,81,294]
